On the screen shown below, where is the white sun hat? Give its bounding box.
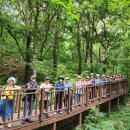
[7,77,16,84]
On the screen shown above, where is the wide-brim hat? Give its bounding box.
[90,73,94,76]
[102,74,105,77]
[31,74,37,79]
[58,76,64,80]
[45,77,50,80]
[86,76,90,79]
[7,77,16,84]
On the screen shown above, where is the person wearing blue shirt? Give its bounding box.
[90,73,95,84]
[95,74,102,85]
[54,76,65,114]
[94,74,102,98]
[101,75,106,98]
[64,77,72,112]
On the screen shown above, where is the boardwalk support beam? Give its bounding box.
[79,112,82,128]
[108,100,111,115]
[52,122,56,130]
[124,94,127,106]
[117,96,120,109]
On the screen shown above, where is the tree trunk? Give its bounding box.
[77,22,82,75]
[52,31,58,81]
[84,31,90,65]
[99,46,101,63]
[24,34,31,83]
[90,13,94,73]
[33,0,39,75]
[24,0,32,83]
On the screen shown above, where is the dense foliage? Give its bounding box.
[75,101,130,130]
[0,0,130,84]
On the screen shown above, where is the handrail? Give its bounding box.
[0,80,128,125]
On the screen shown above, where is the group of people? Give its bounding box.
[0,73,123,128]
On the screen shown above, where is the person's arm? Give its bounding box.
[62,83,65,90]
[13,85,21,90]
[1,86,6,95]
[76,82,78,87]
[49,85,54,91]
[54,83,57,89]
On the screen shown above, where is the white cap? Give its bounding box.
[96,74,100,77]
[102,74,105,77]
[7,77,16,84]
[86,76,90,79]
[78,75,82,79]
[65,77,70,80]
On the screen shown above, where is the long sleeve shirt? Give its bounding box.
[55,82,65,94]
[75,81,84,94]
[95,78,102,85]
[64,82,72,95]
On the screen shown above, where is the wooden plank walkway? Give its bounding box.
[0,80,128,130]
[2,91,127,130]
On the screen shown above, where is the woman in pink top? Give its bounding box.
[75,76,84,106]
[84,76,92,100]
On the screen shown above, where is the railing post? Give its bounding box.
[68,87,71,114]
[11,94,15,121]
[18,94,22,119]
[98,84,101,101]
[117,81,119,95]
[15,90,20,112]
[126,80,128,92]
[86,85,88,106]
[39,88,45,122]
[109,82,112,97]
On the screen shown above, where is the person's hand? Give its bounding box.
[13,86,21,90]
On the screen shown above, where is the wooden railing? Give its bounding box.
[0,80,128,125]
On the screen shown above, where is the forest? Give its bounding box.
[0,1,130,130]
[0,0,130,84]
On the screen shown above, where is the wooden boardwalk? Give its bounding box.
[0,81,128,130]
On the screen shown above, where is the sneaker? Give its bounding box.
[25,119,33,123]
[80,104,84,107]
[59,111,62,114]
[0,125,4,129]
[54,112,57,115]
[7,122,11,128]
[45,113,49,118]
[21,120,25,124]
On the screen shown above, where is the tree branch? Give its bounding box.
[6,27,25,61]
